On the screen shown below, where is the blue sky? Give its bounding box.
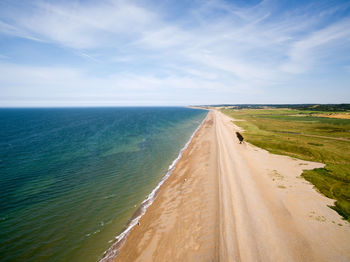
[0,0,349,107]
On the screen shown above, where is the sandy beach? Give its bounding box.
[114,110,350,262]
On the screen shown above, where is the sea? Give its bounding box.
[0,107,207,262]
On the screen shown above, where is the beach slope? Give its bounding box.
[114,110,350,262]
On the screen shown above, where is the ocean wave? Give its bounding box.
[102,194,116,200]
[99,113,208,262]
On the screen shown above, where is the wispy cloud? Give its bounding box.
[0,0,156,48]
[282,18,350,73]
[0,62,230,106]
[0,0,349,106]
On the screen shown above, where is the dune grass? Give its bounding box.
[222,108,350,221]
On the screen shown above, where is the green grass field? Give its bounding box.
[222,108,350,221]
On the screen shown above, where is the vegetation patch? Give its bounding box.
[308,142,323,146]
[269,170,284,181]
[314,113,350,119]
[222,108,350,221]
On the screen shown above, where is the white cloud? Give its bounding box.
[0,60,266,107]
[0,0,349,105]
[282,18,350,73]
[0,0,157,48]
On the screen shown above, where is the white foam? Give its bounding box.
[103,194,116,199]
[99,115,207,262]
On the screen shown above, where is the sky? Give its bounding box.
[0,0,349,107]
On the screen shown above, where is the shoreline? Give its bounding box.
[99,112,209,262]
[114,111,219,261]
[112,110,350,261]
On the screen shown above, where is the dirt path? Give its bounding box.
[299,133,350,142]
[272,130,350,142]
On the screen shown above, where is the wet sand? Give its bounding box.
[114,110,350,262]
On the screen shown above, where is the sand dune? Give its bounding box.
[114,110,350,262]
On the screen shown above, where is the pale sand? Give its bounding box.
[314,113,350,119]
[114,110,350,262]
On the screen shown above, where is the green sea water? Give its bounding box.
[0,107,207,262]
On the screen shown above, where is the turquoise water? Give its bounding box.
[0,107,207,262]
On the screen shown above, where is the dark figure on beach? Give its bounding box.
[236,132,244,144]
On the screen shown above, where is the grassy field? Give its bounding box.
[222,108,350,221]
